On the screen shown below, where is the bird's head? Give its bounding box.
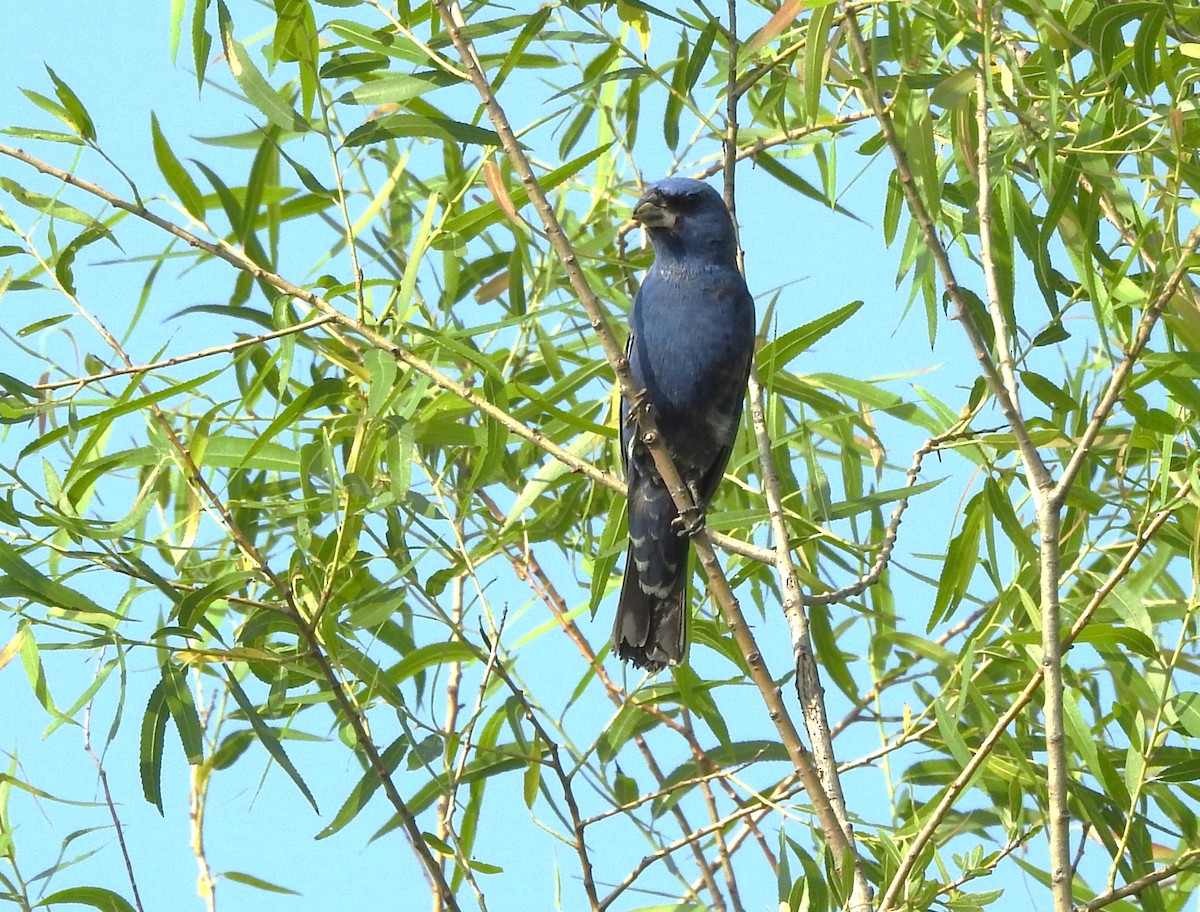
[632,178,738,267]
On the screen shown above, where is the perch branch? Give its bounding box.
[430,0,861,881]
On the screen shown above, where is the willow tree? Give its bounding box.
[2,2,1199,911]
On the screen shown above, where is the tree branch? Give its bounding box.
[1074,849,1200,912]
[5,165,462,910]
[32,315,337,392]
[875,488,1181,911]
[837,2,1051,495]
[429,0,861,881]
[0,144,775,563]
[1052,222,1200,507]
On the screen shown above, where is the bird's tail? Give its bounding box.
[612,548,688,671]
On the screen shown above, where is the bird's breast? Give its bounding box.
[630,267,753,407]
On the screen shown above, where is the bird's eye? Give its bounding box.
[664,196,698,218]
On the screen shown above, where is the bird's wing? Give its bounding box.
[686,278,756,508]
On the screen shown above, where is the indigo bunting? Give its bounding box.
[612,178,756,670]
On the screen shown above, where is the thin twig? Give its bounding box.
[579,763,755,829]
[83,692,145,912]
[684,709,735,912]
[808,425,970,606]
[33,316,337,392]
[1073,848,1200,912]
[598,788,797,911]
[190,683,217,912]
[939,829,1036,897]
[485,644,600,909]
[434,575,466,912]
[694,109,879,180]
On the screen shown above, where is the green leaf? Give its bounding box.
[760,301,863,368]
[683,19,716,94]
[756,153,859,220]
[824,478,943,521]
[809,602,859,700]
[0,126,83,145]
[933,697,973,768]
[391,641,479,683]
[396,191,439,317]
[336,71,461,106]
[654,740,790,817]
[929,67,975,110]
[803,0,835,122]
[316,736,407,839]
[0,538,115,621]
[225,672,320,813]
[20,88,73,129]
[37,886,136,912]
[1069,624,1157,658]
[169,0,185,62]
[985,477,1037,562]
[139,679,169,813]
[0,178,108,231]
[21,370,221,459]
[1170,693,1200,738]
[221,872,301,895]
[17,314,72,338]
[343,113,501,148]
[663,32,687,150]
[193,0,212,90]
[1020,370,1076,413]
[161,662,204,764]
[1155,755,1200,783]
[44,67,96,141]
[238,377,346,469]
[150,112,206,219]
[327,20,428,64]
[217,0,308,132]
[55,225,112,296]
[466,858,503,875]
[930,490,986,629]
[523,739,543,809]
[176,571,258,629]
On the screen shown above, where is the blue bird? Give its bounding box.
[612,178,756,670]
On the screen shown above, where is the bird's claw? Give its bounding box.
[624,388,649,425]
[673,508,706,537]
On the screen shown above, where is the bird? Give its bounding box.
[612,178,756,671]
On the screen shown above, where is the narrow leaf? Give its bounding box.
[225,672,319,812]
[139,679,169,813]
[217,1,308,132]
[150,113,205,219]
[44,66,96,141]
[38,886,136,912]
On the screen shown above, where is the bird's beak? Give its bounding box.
[632,193,677,229]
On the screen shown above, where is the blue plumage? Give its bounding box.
[612,178,756,670]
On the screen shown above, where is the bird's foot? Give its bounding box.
[673,507,706,537]
[624,388,649,424]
